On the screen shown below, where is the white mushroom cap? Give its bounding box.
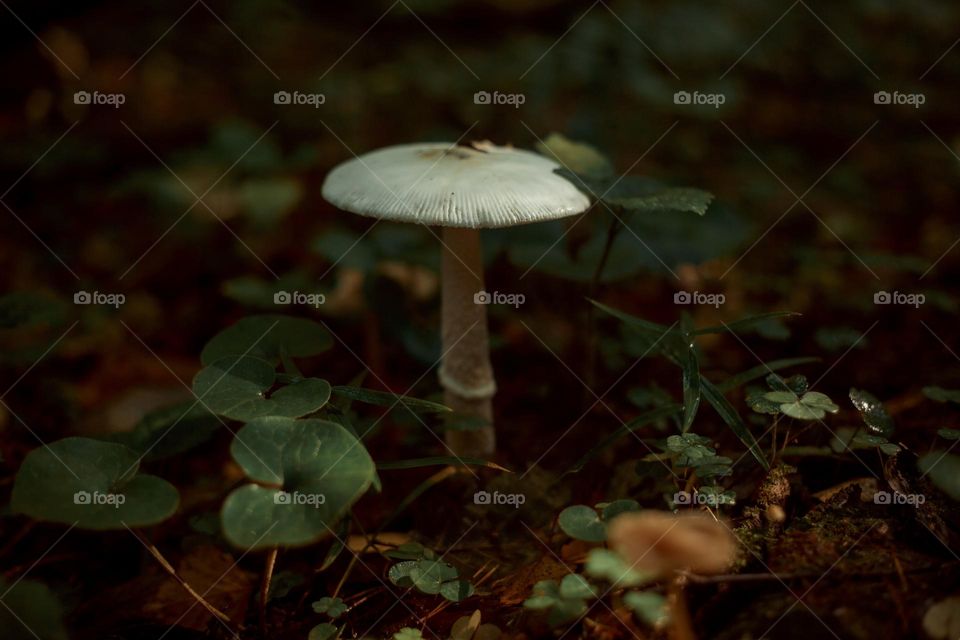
[321,142,591,229]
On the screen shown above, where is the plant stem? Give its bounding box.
[585,212,622,391]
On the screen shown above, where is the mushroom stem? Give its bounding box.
[439,226,496,456]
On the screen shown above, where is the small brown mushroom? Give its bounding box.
[607,511,737,577]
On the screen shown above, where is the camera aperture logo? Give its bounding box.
[274,491,326,507]
[473,91,525,108]
[473,490,525,509]
[873,90,924,109]
[674,90,726,109]
[873,490,924,506]
[74,290,126,308]
[74,90,125,108]
[674,290,725,309]
[874,290,924,308]
[274,90,326,108]
[74,490,126,508]
[274,290,326,308]
[474,290,525,308]
[673,491,733,507]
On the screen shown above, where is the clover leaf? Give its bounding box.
[201,314,331,365]
[849,388,894,437]
[193,355,331,421]
[308,622,340,640]
[11,437,179,530]
[559,499,640,542]
[388,557,474,602]
[763,390,839,421]
[665,433,716,466]
[523,575,597,627]
[623,591,668,627]
[312,597,347,619]
[585,548,651,588]
[221,417,375,549]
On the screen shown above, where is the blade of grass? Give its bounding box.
[331,386,451,414]
[680,313,701,433]
[700,377,769,470]
[694,312,801,336]
[377,456,510,472]
[566,404,681,475]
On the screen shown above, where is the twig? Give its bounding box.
[260,547,279,637]
[128,528,233,626]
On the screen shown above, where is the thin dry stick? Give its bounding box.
[260,548,279,636]
[132,530,233,625]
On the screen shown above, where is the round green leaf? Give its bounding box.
[11,437,179,530]
[559,574,597,600]
[308,622,339,640]
[440,579,475,602]
[919,452,960,501]
[599,499,640,522]
[221,419,375,549]
[849,388,894,437]
[201,314,332,365]
[0,578,68,640]
[624,591,668,626]
[408,560,458,595]
[193,356,331,421]
[558,505,607,542]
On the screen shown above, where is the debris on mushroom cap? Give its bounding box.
[607,511,738,576]
[321,142,591,229]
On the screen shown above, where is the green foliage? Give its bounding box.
[112,402,220,461]
[623,590,668,627]
[331,385,450,414]
[748,375,839,421]
[193,355,332,421]
[584,548,651,588]
[665,433,714,466]
[449,611,501,640]
[523,574,597,627]
[591,300,788,469]
[388,556,474,602]
[558,499,639,541]
[393,628,424,640]
[924,386,960,404]
[849,388,894,437]
[938,429,960,441]
[312,597,347,619]
[200,314,332,365]
[221,417,375,549]
[0,578,68,640]
[918,452,960,501]
[12,437,179,529]
[308,622,340,640]
[535,133,614,178]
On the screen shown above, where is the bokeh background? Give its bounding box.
[2,1,960,638]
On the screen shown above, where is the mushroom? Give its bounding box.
[322,142,590,456]
[607,510,737,576]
